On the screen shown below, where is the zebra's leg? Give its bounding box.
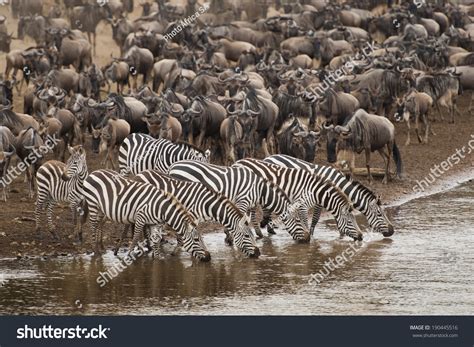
[89,208,103,255]
[251,209,265,238]
[261,209,275,235]
[114,224,130,256]
[149,225,163,258]
[310,205,322,236]
[46,200,59,240]
[34,193,47,235]
[129,216,146,255]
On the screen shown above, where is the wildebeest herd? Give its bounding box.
[0,0,472,260]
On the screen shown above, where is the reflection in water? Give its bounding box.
[0,182,473,315]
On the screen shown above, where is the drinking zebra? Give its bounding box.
[35,145,88,241]
[265,154,394,237]
[233,158,363,241]
[135,170,260,257]
[83,169,211,261]
[118,133,210,175]
[168,161,310,243]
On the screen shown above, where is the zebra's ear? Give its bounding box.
[68,145,74,155]
[204,149,211,159]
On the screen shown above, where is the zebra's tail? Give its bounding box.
[392,142,402,178]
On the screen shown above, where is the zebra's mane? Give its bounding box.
[306,168,354,209]
[349,178,380,203]
[174,140,207,155]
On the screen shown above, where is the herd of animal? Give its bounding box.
[0,0,473,259]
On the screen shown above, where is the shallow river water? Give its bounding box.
[0,182,473,315]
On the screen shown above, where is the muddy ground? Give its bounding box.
[1,4,474,258]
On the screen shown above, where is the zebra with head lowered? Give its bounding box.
[118,133,210,175]
[264,154,394,237]
[83,170,211,261]
[35,145,88,241]
[233,158,363,241]
[135,170,260,258]
[167,161,310,243]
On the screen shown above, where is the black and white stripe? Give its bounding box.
[168,161,310,243]
[83,169,211,261]
[234,158,363,241]
[118,133,210,175]
[35,145,88,240]
[265,154,394,237]
[136,170,260,257]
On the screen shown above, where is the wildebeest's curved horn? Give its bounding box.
[272,63,284,71]
[323,121,334,130]
[170,103,183,114]
[334,125,350,134]
[293,131,308,137]
[246,105,261,115]
[218,73,235,83]
[189,101,203,114]
[238,72,249,82]
[226,104,239,115]
[256,61,268,71]
[87,98,98,107]
[38,89,50,101]
[4,148,15,157]
[277,70,289,81]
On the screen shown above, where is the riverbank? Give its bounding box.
[1,94,473,259]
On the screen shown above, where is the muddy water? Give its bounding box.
[0,182,473,315]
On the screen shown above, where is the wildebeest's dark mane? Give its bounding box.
[0,109,22,128]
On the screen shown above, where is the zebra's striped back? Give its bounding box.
[118,133,210,175]
[83,169,210,261]
[168,161,309,242]
[265,154,394,236]
[234,158,363,240]
[135,170,259,257]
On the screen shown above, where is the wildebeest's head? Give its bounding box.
[0,80,13,106]
[293,129,321,163]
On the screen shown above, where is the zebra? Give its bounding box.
[83,169,211,261]
[264,154,394,237]
[118,133,210,175]
[233,158,363,241]
[135,170,260,257]
[35,145,88,241]
[168,161,310,243]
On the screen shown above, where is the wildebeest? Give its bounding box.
[395,90,433,146]
[416,71,461,123]
[182,96,226,151]
[70,3,111,55]
[103,60,130,94]
[0,125,16,201]
[97,118,131,169]
[276,116,321,163]
[327,109,402,184]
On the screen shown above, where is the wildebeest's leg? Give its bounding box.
[436,102,444,122]
[469,91,474,114]
[405,117,411,146]
[365,148,372,183]
[422,113,429,144]
[415,113,423,143]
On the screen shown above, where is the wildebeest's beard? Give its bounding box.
[327,136,337,163]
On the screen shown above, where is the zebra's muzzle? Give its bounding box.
[382,224,395,237]
[297,231,311,244]
[199,251,211,262]
[249,247,260,258]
